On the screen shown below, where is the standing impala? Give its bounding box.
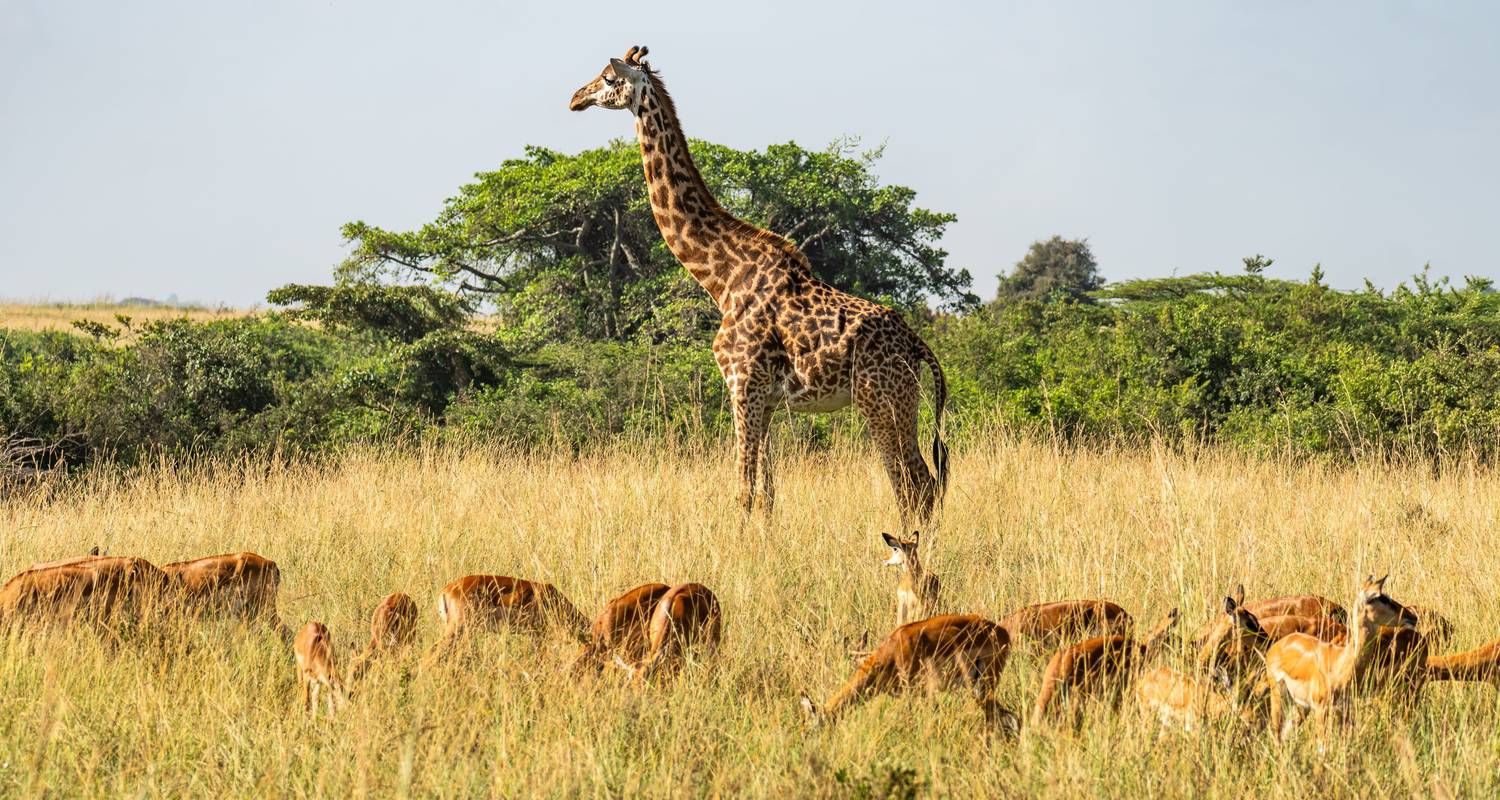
[294,621,347,715]
[160,552,286,637]
[0,555,167,630]
[349,592,419,681]
[800,614,1018,735]
[882,532,940,627]
[1263,575,1418,741]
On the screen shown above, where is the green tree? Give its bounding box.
[997,236,1103,303]
[338,139,974,346]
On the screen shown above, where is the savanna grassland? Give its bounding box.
[2,438,1497,798]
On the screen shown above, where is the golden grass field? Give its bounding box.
[0,302,250,333]
[2,438,1498,798]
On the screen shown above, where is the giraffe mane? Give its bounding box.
[643,66,816,276]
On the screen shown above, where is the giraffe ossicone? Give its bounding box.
[571,46,950,524]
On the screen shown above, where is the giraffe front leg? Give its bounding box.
[758,418,776,513]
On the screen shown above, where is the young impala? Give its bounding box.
[882,532,940,627]
[800,614,1018,735]
[1189,587,1344,649]
[617,583,722,684]
[569,582,671,676]
[999,599,1133,650]
[349,592,419,681]
[1135,591,1271,732]
[294,621,347,715]
[1263,574,1418,741]
[422,575,591,666]
[1030,608,1179,730]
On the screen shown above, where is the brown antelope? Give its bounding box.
[293,621,347,715]
[348,592,419,681]
[800,614,1018,734]
[160,552,286,635]
[1262,574,1418,741]
[1135,592,1271,732]
[998,599,1132,650]
[1427,636,1500,688]
[1189,587,1345,649]
[618,583,722,684]
[882,532,939,627]
[568,582,671,676]
[422,575,590,665]
[0,555,168,630]
[1030,608,1179,730]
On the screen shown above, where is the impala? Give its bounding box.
[1262,574,1418,741]
[800,614,1017,734]
[423,575,590,665]
[349,592,419,681]
[569,582,671,676]
[1427,636,1500,688]
[1136,591,1270,732]
[617,582,722,684]
[294,621,347,715]
[881,532,940,627]
[0,555,167,630]
[160,552,286,635]
[1030,608,1178,729]
[998,599,1132,650]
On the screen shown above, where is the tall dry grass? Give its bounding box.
[1,438,1497,797]
[0,302,249,333]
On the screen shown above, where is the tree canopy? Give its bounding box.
[996,236,1103,303]
[338,139,976,345]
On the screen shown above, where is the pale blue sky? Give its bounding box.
[2,1,1496,306]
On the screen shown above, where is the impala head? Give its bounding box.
[1357,574,1419,629]
[569,45,651,113]
[881,531,922,570]
[1198,585,1270,689]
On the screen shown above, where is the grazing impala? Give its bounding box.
[569,582,671,676]
[1263,575,1418,740]
[1030,608,1179,729]
[294,621,347,715]
[800,614,1018,734]
[619,583,722,684]
[1136,592,1271,732]
[0,555,167,629]
[160,552,285,635]
[349,592,419,681]
[423,575,591,665]
[998,599,1132,650]
[882,532,940,627]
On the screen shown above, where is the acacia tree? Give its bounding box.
[338,140,975,345]
[997,236,1104,303]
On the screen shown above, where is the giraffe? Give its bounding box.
[569,46,949,524]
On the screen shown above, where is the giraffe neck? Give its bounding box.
[632,72,770,311]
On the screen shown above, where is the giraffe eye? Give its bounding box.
[603,75,617,87]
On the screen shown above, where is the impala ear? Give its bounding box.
[1223,596,1237,615]
[1232,584,1245,606]
[881,532,900,548]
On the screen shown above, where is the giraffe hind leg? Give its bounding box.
[852,355,935,525]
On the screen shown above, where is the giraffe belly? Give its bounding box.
[784,386,852,413]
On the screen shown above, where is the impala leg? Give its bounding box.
[301,678,311,713]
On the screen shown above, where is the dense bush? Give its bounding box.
[3,268,1496,470]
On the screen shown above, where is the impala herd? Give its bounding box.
[2,534,1497,741]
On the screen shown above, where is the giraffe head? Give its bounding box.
[569,45,651,113]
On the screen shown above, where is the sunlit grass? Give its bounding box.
[1,438,1496,797]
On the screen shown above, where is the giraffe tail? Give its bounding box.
[918,337,949,502]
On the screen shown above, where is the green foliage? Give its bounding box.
[996,236,1103,303]
[339,140,973,346]
[266,282,470,343]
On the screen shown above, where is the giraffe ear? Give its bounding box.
[609,58,645,82]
